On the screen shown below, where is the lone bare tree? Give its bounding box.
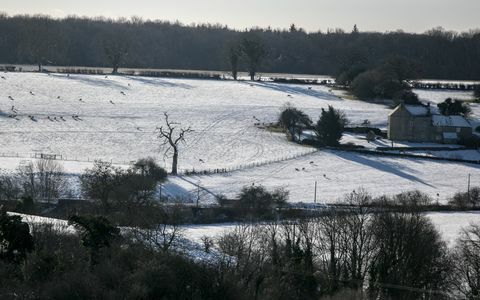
[239,34,267,81]
[103,32,129,74]
[157,112,192,175]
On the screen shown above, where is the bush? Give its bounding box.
[235,185,288,218]
[437,98,471,116]
[350,70,379,99]
[448,187,480,209]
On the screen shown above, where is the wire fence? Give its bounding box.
[0,148,319,175]
[179,148,318,176]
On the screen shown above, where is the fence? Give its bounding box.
[0,148,319,175]
[179,148,319,176]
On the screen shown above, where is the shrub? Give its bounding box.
[279,104,312,142]
[235,185,288,218]
[448,187,480,209]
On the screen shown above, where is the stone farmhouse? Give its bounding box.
[388,103,473,144]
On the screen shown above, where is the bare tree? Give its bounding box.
[132,204,184,252]
[103,32,129,74]
[451,224,480,299]
[239,34,267,81]
[18,159,67,202]
[157,112,192,175]
[228,44,240,80]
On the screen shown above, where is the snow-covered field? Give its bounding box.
[181,211,480,246]
[1,72,480,204]
[171,150,480,204]
[0,72,388,173]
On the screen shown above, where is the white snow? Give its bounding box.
[170,149,480,204]
[0,72,390,173]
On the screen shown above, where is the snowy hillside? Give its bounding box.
[171,150,480,204]
[0,72,389,173]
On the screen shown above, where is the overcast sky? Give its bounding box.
[2,0,479,33]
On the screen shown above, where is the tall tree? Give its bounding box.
[103,31,130,74]
[239,34,267,81]
[157,112,192,175]
[315,106,348,146]
[228,44,240,80]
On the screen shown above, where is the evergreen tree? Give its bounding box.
[315,106,348,146]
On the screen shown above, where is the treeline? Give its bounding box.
[0,13,480,79]
[1,190,480,299]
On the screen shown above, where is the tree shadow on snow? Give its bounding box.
[332,150,437,187]
[125,76,193,89]
[247,81,340,101]
[50,74,129,90]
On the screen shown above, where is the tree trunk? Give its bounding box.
[171,150,178,175]
[250,71,255,81]
[38,63,42,72]
[112,65,119,75]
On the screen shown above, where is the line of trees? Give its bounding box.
[214,190,480,299]
[1,189,480,299]
[1,14,480,79]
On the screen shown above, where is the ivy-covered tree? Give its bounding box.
[437,98,471,116]
[0,208,34,263]
[68,215,120,266]
[279,104,312,142]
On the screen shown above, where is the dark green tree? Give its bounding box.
[0,208,34,263]
[315,106,348,146]
[236,185,288,217]
[68,215,120,266]
[437,98,471,116]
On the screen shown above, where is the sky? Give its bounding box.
[1,0,479,33]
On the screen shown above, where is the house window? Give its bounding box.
[456,128,461,133]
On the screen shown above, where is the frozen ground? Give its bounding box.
[0,72,388,173]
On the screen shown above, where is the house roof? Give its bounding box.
[405,105,430,116]
[432,115,471,128]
